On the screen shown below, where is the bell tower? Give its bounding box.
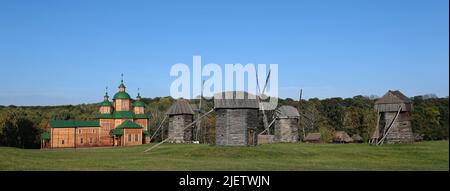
[133,88,145,114]
[113,74,131,111]
[99,87,112,114]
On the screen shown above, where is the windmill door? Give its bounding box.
[248,129,255,146]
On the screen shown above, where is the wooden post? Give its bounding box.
[196,80,204,142]
[298,89,305,140]
[371,111,381,144]
[74,128,77,149]
[50,128,53,149]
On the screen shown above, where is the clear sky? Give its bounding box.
[0,0,448,106]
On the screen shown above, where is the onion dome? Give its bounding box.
[101,99,113,107]
[100,89,112,106]
[114,74,131,99]
[132,89,144,107]
[113,91,131,99]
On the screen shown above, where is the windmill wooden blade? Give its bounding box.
[195,80,205,142]
[298,89,305,139]
[253,65,273,135]
[262,69,271,95]
[256,68,262,95]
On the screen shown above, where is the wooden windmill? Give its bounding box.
[370,90,414,145]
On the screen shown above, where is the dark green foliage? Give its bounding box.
[0,110,41,149]
[412,96,449,140]
[318,97,346,130]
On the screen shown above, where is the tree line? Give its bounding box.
[0,95,448,148]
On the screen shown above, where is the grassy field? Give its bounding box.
[0,141,448,171]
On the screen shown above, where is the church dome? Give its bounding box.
[100,100,113,107]
[132,100,145,107]
[113,92,131,100]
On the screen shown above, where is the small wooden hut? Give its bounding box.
[303,133,321,143]
[333,131,353,143]
[371,90,414,144]
[214,91,259,146]
[274,105,300,143]
[351,134,363,143]
[166,98,194,143]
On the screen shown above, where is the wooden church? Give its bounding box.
[41,76,150,148]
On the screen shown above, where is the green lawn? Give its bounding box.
[0,141,448,171]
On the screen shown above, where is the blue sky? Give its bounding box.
[0,0,448,106]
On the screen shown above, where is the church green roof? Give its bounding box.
[113,111,134,119]
[113,92,131,100]
[96,111,150,119]
[49,120,100,128]
[134,113,150,119]
[111,128,123,135]
[96,113,113,118]
[142,130,149,136]
[100,100,113,107]
[116,120,142,129]
[132,100,145,107]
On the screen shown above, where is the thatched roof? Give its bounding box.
[304,133,321,141]
[351,134,363,141]
[375,90,411,105]
[333,131,353,143]
[276,105,300,118]
[190,104,200,113]
[166,99,194,115]
[214,91,259,109]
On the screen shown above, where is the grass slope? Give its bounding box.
[0,141,448,171]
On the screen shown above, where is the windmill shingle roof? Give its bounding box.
[166,98,195,115]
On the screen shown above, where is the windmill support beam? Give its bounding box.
[150,115,168,142]
[255,66,272,135]
[258,118,276,135]
[370,111,381,144]
[376,106,402,146]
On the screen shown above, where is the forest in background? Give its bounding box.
[0,94,448,149]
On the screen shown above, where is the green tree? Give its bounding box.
[412,106,441,140]
[0,111,40,148]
